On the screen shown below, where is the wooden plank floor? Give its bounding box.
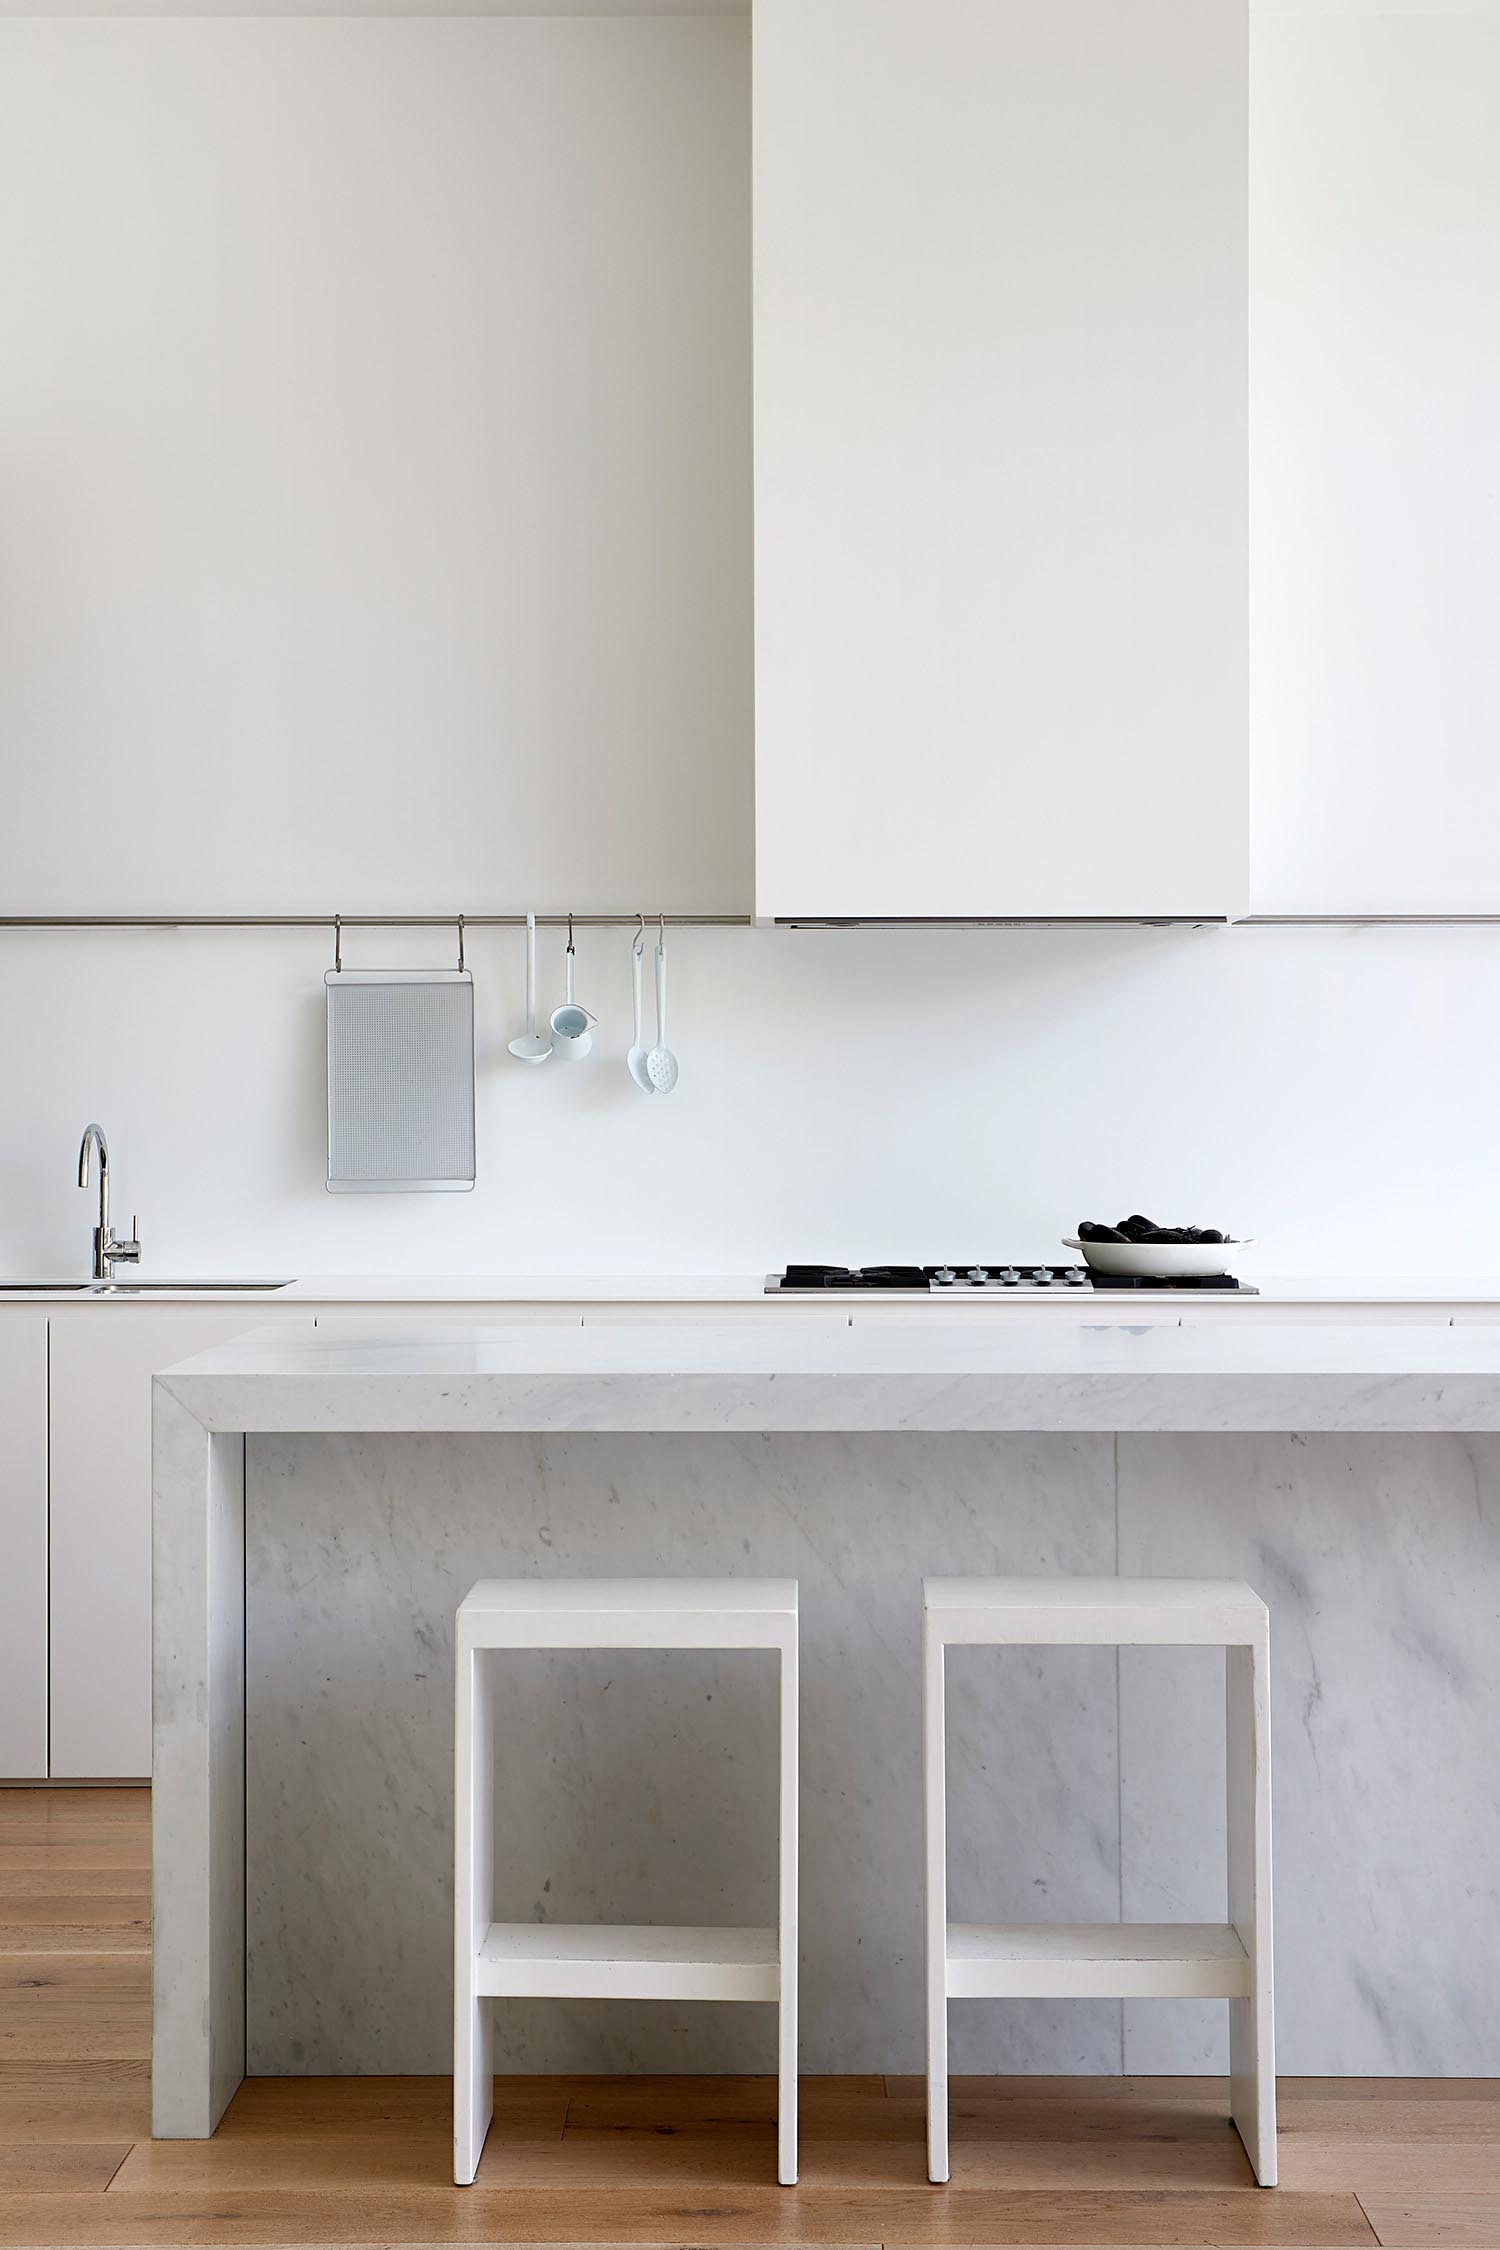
[0,1791,1495,2247]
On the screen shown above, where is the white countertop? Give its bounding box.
[14,1269,1500,1312]
[289,1273,1500,1305]
[0,1271,755,1303]
[156,1315,1500,1432]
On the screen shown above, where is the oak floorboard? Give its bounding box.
[565,2082,903,2136]
[0,1869,152,1903]
[945,2098,1242,2142]
[0,2141,131,2192]
[0,1843,151,1875]
[0,2060,150,2143]
[566,2134,1252,2194]
[886,2078,1235,2107]
[109,2138,492,2194]
[220,2077,566,2139]
[1357,2195,1500,2246]
[0,1900,150,1954]
[107,2128,1258,2198]
[0,1792,149,1832]
[569,2092,1251,2149]
[0,2186,1376,2246]
[0,1955,150,2063]
[1278,2098,1500,2140]
[564,2077,885,2127]
[1280,2141,1500,2195]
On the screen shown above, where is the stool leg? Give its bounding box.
[924,1619,949,2184]
[777,1631,799,2186]
[454,1643,494,2186]
[1227,1634,1276,2185]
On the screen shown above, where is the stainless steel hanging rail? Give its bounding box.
[0,912,1496,931]
[0,913,751,931]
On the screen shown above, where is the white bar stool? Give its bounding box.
[923,1576,1275,2186]
[454,1576,799,2186]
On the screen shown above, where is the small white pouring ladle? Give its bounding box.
[507,913,553,1063]
[627,919,655,1093]
[548,914,595,1060]
[645,916,679,1094]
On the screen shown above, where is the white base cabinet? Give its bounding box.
[47,1308,312,1779]
[0,1312,49,1778]
[2,1299,614,1783]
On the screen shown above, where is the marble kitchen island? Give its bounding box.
[153,1320,1500,2137]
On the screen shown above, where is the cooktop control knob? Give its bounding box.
[966,1267,988,1283]
[1034,1267,1055,1284]
[1067,1267,1088,1285]
[997,1267,1020,1284]
[933,1267,955,1284]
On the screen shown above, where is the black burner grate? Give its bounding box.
[769,1264,1253,1294]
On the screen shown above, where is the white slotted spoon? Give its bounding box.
[645,917,679,1094]
[507,913,552,1062]
[627,920,655,1093]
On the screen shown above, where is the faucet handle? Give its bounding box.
[109,1220,142,1265]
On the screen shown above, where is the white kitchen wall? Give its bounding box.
[3,919,1497,1279]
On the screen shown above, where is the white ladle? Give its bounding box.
[507,913,552,1063]
[548,916,595,1060]
[627,921,655,1093]
[645,918,679,1094]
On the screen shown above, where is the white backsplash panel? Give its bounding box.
[4,921,1500,1284]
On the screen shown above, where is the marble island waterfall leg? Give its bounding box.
[152,1383,246,2137]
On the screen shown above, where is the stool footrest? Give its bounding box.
[475,1922,779,2003]
[946,1921,1251,2000]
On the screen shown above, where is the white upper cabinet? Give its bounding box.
[0,16,751,918]
[753,0,1249,922]
[1250,3,1500,916]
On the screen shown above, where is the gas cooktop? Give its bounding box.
[766,1264,1255,1294]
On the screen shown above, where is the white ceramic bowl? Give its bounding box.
[1063,1235,1252,1279]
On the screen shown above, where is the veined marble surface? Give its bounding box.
[153,1321,1500,2132]
[1118,1433,1500,2075]
[246,1432,1120,2076]
[239,1428,1500,2079]
[161,1316,1500,1432]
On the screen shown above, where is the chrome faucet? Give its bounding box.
[77,1123,141,1283]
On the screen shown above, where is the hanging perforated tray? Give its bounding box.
[326,968,476,1192]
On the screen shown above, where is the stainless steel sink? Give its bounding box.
[0,1279,295,1293]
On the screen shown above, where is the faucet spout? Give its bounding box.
[78,1121,108,1191]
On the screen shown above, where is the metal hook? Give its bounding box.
[333,914,342,974]
[567,911,575,957]
[658,912,667,951]
[634,911,647,956]
[457,913,466,974]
